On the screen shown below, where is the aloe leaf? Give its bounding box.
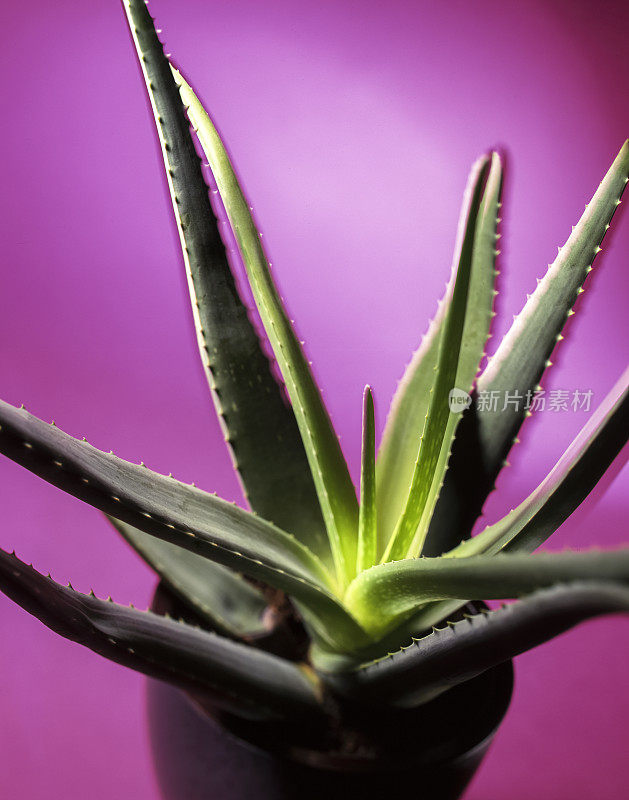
[121,0,329,567]
[171,69,359,587]
[353,368,627,648]
[382,153,501,562]
[0,402,371,652]
[447,369,629,559]
[0,548,322,721]
[322,583,629,706]
[357,387,377,573]
[427,141,629,554]
[375,284,447,553]
[107,517,268,639]
[377,154,502,557]
[346,549,629,637]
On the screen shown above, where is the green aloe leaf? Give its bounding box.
[427,141,629,554]
[172,68,359,587]
[0,401,371,652]
[381,153,501,561]
[121,0,329,567]
[377,153,502,557]
[107,517,268,639]
[346,549,629,637]
[0,548,322,721]
[357,386,377,573]
[375,279,447,554]
[321,583,629,706]
[447,369,629,559]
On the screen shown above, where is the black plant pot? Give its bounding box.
[148,584,513,800]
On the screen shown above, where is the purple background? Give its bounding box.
[0,0,627,797]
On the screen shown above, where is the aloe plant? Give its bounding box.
[1,0,628,753]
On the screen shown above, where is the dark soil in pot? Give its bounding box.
[147,583,513,800]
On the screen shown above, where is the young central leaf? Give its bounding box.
[357,386,377,573]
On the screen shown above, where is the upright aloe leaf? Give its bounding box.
[427,141,629,553]
[121,0,330,568]
[346,549,629,636]
[375,284,447,554]
[0,402,372,653]
[357,387,377,573]
[447,369,629,559]
[107,517,268,639]
[173,69,359,586]
[0,549,322,722]
[322,583,629,706]
[382,153,501,562]
[377,153,502,556]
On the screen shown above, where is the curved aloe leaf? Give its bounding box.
[448,369,629,559]
[346,549,629,636]
[321,583,629,706]
[0,548,322,721]
[121,0,329,567]
[377,153,502,556]
[427,141,629,553]
[0,402,371,652]
[357,386,377,572]
[172,68,359,588]
[382,153,501,561]
[107,517,268,639]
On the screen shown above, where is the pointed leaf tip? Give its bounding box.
[357,387,377,573]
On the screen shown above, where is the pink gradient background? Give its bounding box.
[0,0,627,797]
